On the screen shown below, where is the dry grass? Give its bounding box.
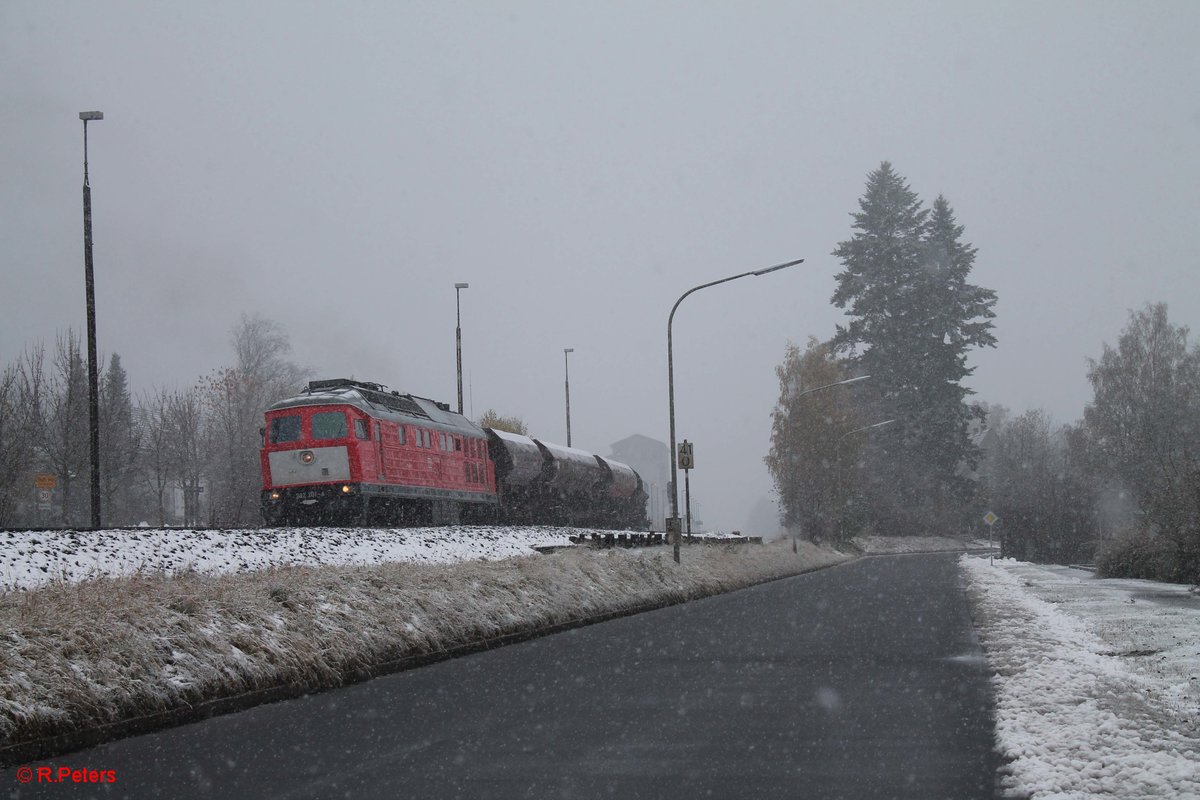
[0,541,851,749]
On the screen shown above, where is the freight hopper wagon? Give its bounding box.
[486,429,647,529]
[260,379,647,529]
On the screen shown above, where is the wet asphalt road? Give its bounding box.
[10,553,1001,799]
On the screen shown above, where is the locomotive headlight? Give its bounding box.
[270,491,281,501]
[299,451,315,464]
[341,484,352,494]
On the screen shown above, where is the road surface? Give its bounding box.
[10,553,1002,799]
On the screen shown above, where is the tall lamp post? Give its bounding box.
[80,111,104,529]
[563,348,574,447]
[667,257,804,563]
[836,419,897,485]
[789,373,870,400]
[455,283,469,414]
[783,374,871,550]
[835,418,897,535]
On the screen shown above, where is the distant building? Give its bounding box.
[609,434,670,531]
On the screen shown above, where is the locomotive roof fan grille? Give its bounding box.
[306,378,432,420]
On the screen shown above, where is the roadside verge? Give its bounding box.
[1,540,852,765]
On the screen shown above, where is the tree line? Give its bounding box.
[0,314,307,528]
[767,162,1198,583]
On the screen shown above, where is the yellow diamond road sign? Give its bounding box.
[983,511,998,526]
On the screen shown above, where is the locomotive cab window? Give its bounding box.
[312,411,348,440]
[269,415,302,444]
[354,419,368,439]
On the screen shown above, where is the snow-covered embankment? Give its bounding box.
[0,530,851,760]
[961,556,1199,799]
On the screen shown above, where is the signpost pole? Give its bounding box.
[678,440,694,537]
[983,511,999,566]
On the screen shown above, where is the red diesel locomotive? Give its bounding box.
[260,378,647,528]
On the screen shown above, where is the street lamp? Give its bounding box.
[783,374,871,550]
[455,283,468,414]
[835,418,897,539]
[836,418,897,507]
[563,348,574,447]
[789,373,871,400]
[79,111,103,529]
[667,257,804,563]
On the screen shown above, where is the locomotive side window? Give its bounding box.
[312,411,348,440]
[354,419,368,439]
[398,425,406,445]
[269,415,302,443]
[455,437,462,452]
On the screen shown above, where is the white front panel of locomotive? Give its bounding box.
[268,446,351,486]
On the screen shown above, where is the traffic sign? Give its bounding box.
[678,441,694,470]
[34,473,57,490]
[983,511,999,526]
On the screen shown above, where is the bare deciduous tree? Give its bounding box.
[137,387,176,527]
[42,333,90,525]
[202,315,307,526]
[980,408,1095,563]
[168,385,206,528]
[0,347,45,524]
[1084,303,1200,580]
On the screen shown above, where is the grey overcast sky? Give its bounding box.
[3,1,1198,531]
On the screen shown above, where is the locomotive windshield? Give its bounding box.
[312,411,348,440]
[269,415,302,444]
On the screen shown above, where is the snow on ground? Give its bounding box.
[855,534,989,554]
[961,556,1199,799]
[0,538,851,753]
[0,526,604,592]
